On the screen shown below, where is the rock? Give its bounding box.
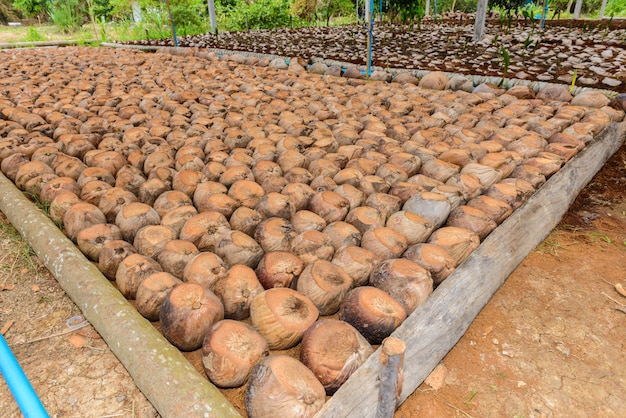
[309,62,329,75]
[536,85,572,102]
[343,66,364,79]
[370,70,392,82]
[446,76,473,92]
[419,71,449,90]
[474,83,504,96]
[392,72,419,85]
[506,85,535,99]
[571,91,610,108]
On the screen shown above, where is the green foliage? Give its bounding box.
[49,0,84,33]
[217,0,297,31]
[489,0,526,16]
[12,0,48,18]
[604,0,626,16]
[388,0,425,24]
[23,25,45,41]
[93,0,114,19]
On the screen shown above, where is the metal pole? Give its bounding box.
[366,0,374,77]
[573,0,583,19]
[541,0,549,29]
[0,334,49,418]
[599,0,608,19]
[165,0,178,47]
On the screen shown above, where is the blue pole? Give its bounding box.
[367,0,374,77]
[541,0,549,29]
[165,0,179,47]
[0,334,49,417]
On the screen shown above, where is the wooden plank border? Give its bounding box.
[317,121,626,417]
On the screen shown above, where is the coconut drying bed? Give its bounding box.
[0,46,625,417]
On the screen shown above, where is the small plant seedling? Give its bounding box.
[38,295,52,303]
[498,45,510,87]
[590,232,612,244]
[489,384,497,391]
[570,69,578,93]
[465,388,479,405]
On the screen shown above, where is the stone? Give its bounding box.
[536,85,572,102]
[392,72,419,85]
[571,91,610,108]
[424,364,448,390]
[446,76,473,92]
[343,66,364,79]
[419,71,449,90]
[308,62,329,75]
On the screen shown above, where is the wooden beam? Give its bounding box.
[316,121,625,417]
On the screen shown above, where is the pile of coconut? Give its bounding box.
[0,46,623,417]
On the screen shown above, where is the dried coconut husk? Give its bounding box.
[309,175,337,192]
[15,161,54,191]
[143,150,174,175]
[510,164,546,188]
[152,190,193,218]
[76,223,122,262]
[403,191,452,229]
[403,243,455,286]
[369,258,433,315]
[98,239,136,281]
[361,227,408,260]
[291,210,327,233]
[249,288,319,350]
[438,148,474,168]
[387,152,421,176]
[506,134,547,159]
[116,253,163,299]
[524,154,564,177]
[296,260,352,316]
[214,229,264,269]
[255,192,296,220]
[229,206,263,236]
[97,187,138,223]
[157,240,199,279]
[300,319,373,395]
[38,176,80,205]
[290,230,335,265]
[255,251,304,290]
[544,142,580,161]
[345,158,380,175]
[179,211,230,252]
[53,156,87,180]
[466,195,512,225]
[427,226,480,266]
[202,320,268,388]
[331,245,380,287]
[338,286,406,345]
[63,202,107,242]
[460,163,502,189]
[406,174,443,191]
[183,252,228,290]
[160,283,224,352]
[365,193,401,219]
[133,225,176,259]
[1,152,29,181]
[308,190,350,223]
[254,217,297,252]
[386,211,434,245]
[212,265,264,320]
[477,152,518,178]
[308,158,341,178]
[138,178,170,206]
[160,205,198,236]
[281,182,315,211]
[49,192,81,225]
[80,180,112,206]
[277,149,309,172]
[171,170,204,197]
[202,161,227,182]
[245,355,325,418]
[115,202,160,242]
[376,163,409,186]
[91,150,125,177]
[446,205,497,240]
[253,160,283,183]
[419,158,460,183]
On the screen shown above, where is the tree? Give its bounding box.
[12,0,49,20]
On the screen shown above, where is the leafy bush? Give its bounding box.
[23,26,45,41]
[13,0,48,19]
[217,0,299,31]
[49,0,84,33]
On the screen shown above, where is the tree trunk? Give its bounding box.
[573,0,583,19]
[473,0,488,41]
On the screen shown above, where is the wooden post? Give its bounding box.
[376,338,406,418]
[573,0,583,19]
[473,0,488,41]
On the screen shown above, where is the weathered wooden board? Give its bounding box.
[316,121,626,417]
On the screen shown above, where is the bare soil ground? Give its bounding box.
[0,142,623,417]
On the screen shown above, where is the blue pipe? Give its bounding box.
[0,334,49,417]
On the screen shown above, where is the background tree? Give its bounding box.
[12,0,49,21]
